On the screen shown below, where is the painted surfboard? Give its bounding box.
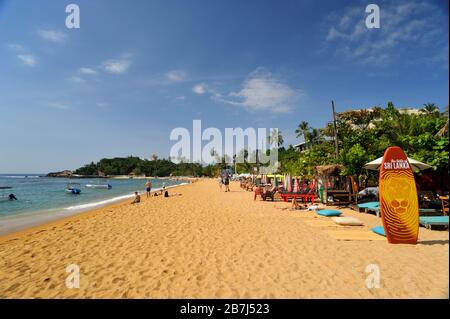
[379,146,419,244]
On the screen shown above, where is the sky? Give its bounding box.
[0,0,448,173]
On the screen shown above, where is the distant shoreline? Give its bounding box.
[43,172,198,183]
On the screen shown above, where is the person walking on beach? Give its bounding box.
[224,175,230,192]
[145,180,152,198]
[218,176,223,191]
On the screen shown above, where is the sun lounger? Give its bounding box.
[366,206,444,218]
[280,187,315,203]
[419,216,449,229]
[357,202,380,209]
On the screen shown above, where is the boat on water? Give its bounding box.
[86,184,112,189]
[86,181,112,189]
[66,183,82,194]
[0,186,13,190]
[0,193,18,202]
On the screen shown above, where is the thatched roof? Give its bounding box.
[315,164,343,175]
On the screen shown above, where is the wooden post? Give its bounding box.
[332,100,339,159]
[256,149,260,174]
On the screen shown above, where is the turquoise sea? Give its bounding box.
[0,174,186,234]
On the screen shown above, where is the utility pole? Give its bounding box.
[256,149,260,174]
[332,100,340,159]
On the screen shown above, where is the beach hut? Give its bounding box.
[315,165,358,206]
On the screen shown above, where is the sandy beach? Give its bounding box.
[0,179,448,298]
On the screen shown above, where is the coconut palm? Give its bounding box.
[295,121,310,143]
[309,128,320,145]
[268,128,284,147]
[421,103,439,115]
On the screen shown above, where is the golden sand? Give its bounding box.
[0,179,448,298]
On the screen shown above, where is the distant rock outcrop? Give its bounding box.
[46,170,73,177]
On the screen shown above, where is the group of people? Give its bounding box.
[218,175,231,192]
[131,180,169,204]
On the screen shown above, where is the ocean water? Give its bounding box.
[0,174,186,220]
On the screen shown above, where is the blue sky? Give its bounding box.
[0,0,448,173]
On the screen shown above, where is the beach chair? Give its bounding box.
[357,201,380,210]
[439,196,449,216]
[253,187,263,200]
[357,201,381,215]
[261,187,277,201]
[280,184,316,203]
[419,216,449,230]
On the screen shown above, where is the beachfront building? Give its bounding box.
[293,140,310,153]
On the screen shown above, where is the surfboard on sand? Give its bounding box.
[379,146,419,244]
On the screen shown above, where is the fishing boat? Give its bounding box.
[86,179,112,189]
[0,196,10,202]
[86,183,112,189]
[66,183,82,194]
[0,193,17,202]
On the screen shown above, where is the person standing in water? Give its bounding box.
[145,180,152,198]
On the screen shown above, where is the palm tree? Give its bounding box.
[421,103,439,115]
[268,129,284,147]
[309,128,320,145]
[295,121,310,143]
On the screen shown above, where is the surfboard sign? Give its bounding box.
[379,146,419,244]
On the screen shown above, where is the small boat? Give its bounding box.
[0,186,13,190]
[0,193,18,202]
[86,182,112,189]
[66,183,82,194]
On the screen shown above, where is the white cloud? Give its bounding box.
[37,29,67,43]
[17,54,37,67]
[69,76,85,83]
[166,70,186,82]
[79,67,97,75]
[324,1,448,66]
[192,83,208,95]
[102,58,131,74]
[96,102,109,109]
[7,43,25,51]
[47,102,70,110]
[217,68,302,113]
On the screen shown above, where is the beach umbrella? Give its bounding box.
[287,174,293,192]
[363,156,431,172]
[293,178,299,193]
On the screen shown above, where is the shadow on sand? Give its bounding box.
[418,240,449,246]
